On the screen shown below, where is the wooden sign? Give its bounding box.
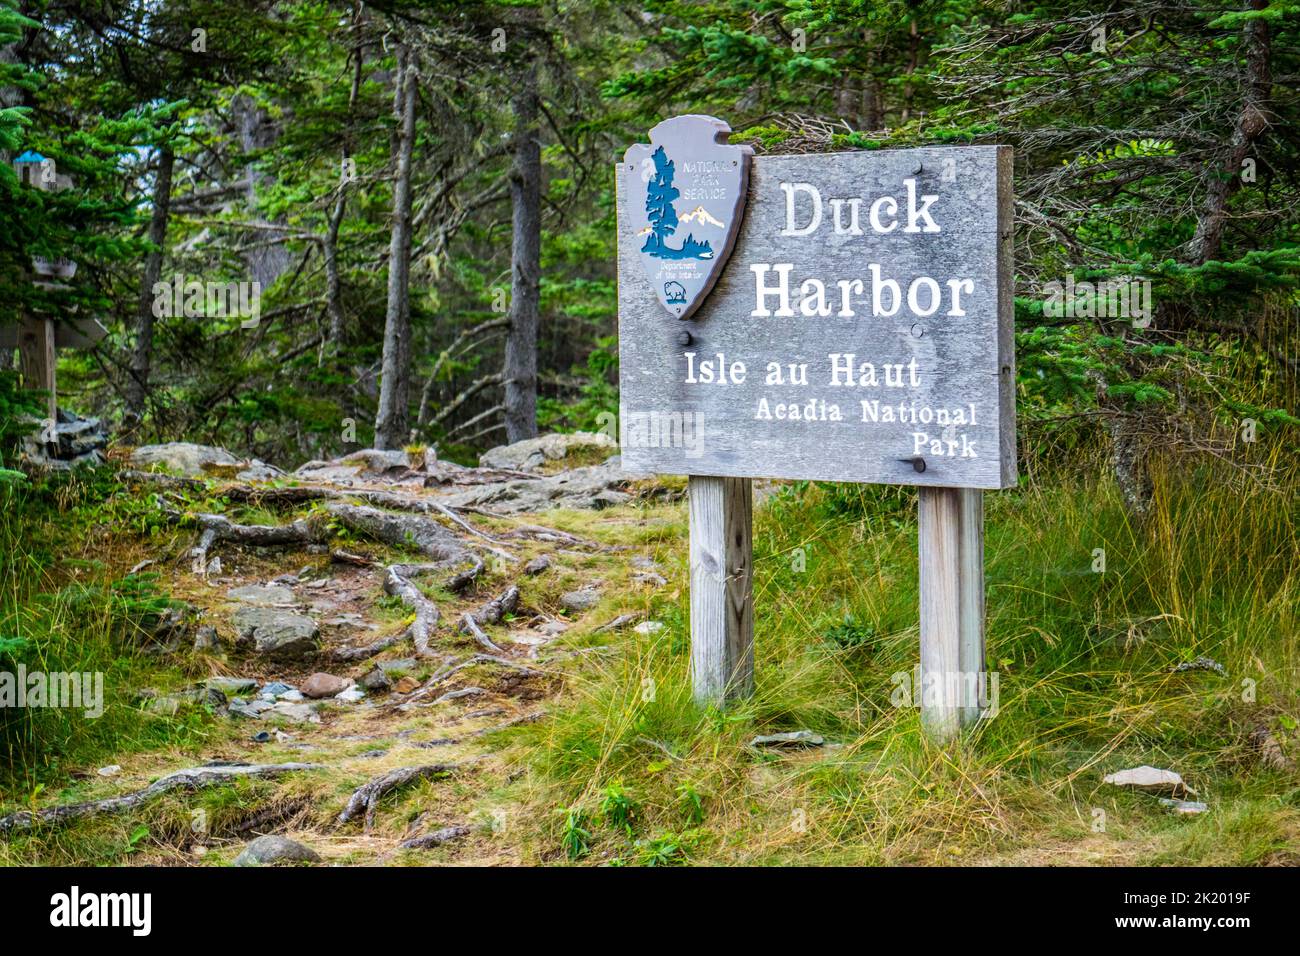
[618,141,1015,489]
[616,116,1016,743]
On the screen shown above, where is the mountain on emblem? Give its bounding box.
[622,115,751,320]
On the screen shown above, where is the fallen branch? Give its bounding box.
[338,764,459,831]
[0,762,323,835]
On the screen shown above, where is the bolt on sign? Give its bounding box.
[616,115,1015,741]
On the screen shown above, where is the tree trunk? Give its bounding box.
[125,145,174,426]
[327,7,366,349]
[1188,0,1271,265]
[502,61,541,444]
[374,49,416,450]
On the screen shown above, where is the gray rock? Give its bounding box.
[265,701,321,724]
[523,555,552,575]
[130,442,243,478]
[300,672,352,699]
[229,699,274,719]
[233,835,321,867]
[227,584,295,606]
[358,667,392,692]
[537,621,570,637]
[335,686,365,703]
[377,658,419,675]
[1159,798,1209,816]
[293,448,411,483]
[194,625,221,652]
[206,676,259,695]
[748,731,825,749]
[633,620,665,635]
[236,459,285,482]
[560,586,603,613]
[443,460,632,514]
[232,607,319,661]
[258,681,297,698]
[479,431,616,471]
[1103,766,1197,796]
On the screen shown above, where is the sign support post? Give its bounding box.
[918,486,986,741]
[689,475,754,704]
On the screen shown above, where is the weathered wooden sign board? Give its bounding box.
[616,116,1015,741]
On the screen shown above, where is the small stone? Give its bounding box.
[1159,798,1209,816]
[300,672,353,699]
[206,676,259,695]
[251,731,272,743]
[233,835,321,867]
[538,621,569,637]
[633,621,665,635]
[96,765,121,777]
[748,730,825,749]
[632,571,668,587]
[194,626,221,652]
[265,701,321,724]
[358,667,391,692]
[229,699,274,719]
[523,555,552,575]
[378,658,419,675]
[335,686,365,703]
[259,681,297,699]
[1170,656,1227,676]
[560,586,603,613]
[393,676,420,694]
[1103,766,1197,796]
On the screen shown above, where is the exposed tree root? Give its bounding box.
[457,585,520,653]
[404,653,545,704]
[329,632,406,664]
[400,824,471,849]
[384,564,443,657]
[0,762,324,835]
[338,763,460,831]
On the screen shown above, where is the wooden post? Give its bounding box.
[18,316,57,424]
[918,486,986,741]
[689,475,753,705]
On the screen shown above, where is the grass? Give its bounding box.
[501,456,1300,866]
[0,470,217,797]
[1,447,1296,867]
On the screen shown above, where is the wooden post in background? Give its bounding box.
[918,486,986,741]
[689,475,753,705]
[18,316,57,424]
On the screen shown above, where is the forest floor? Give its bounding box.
[2,438,1298,867]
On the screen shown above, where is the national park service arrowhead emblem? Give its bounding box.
[622,115,752,321]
